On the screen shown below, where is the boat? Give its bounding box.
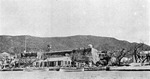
[24,67,49,72]
[0,64,12,71]
[49,67,60,71]
[0,68,12,71]
[84,66,110,71]
[59,67,84,72]
[11,68,24,71]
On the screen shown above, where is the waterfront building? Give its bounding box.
[19,44,100,67]
[33,56,71,67]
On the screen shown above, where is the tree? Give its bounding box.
[96,51,111,66]
[132,43,144,63]
[112,49,127,66]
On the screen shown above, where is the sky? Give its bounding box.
[0,0,149,45]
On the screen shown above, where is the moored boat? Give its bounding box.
[49,67,60,71]
[0,64,12,71]
[24,67,49,72]
[0,68,12,71]
[59,67,84,72]
[11,68,24,71]
[84,66,110,71]
[0,67,24,71]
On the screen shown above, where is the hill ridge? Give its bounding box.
[0,35,149,54]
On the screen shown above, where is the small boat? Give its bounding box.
[84,66,110,71]
[49,67,60,71]
[0,64,12,71]
[24,67,49,72]
[11,68,24,71]
[0,65,24,71]
[59,67,84,72]
[0,68,12,71]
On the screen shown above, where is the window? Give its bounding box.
[40,63,42,67]
[50,62,55,67]
[68,61,70,64]
[36,62,39,67]
[65,61,67,64]
[58,61,61,66]
[44,62,47,67]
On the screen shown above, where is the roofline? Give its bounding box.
[45,47,92,54]
[21,47,92,54]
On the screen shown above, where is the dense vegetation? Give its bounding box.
[0,35,150,54]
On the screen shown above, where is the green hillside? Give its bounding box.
[0,35,149,54]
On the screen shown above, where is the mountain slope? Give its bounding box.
[0,35,149,54]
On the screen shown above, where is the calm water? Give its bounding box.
[0,71,150,79]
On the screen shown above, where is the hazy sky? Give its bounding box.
[0,0,149,45]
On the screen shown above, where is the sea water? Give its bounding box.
[0,71,150,79]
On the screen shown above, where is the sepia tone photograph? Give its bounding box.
[0,0,150,79]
